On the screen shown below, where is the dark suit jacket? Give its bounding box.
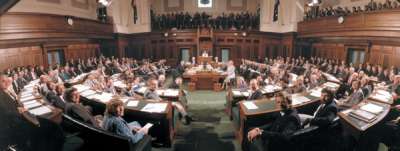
[311,100,338,128]
[260,109,301,139]
[248,89,263,100]
[169,83,181,89]
[16,78,27,88]
[0,90,36,149]
[12,81,21,94]
[47,92,66,110]
[64,103,99,128]
[28,72,38,81]
[36,69,47,77]
[259,109,301,151]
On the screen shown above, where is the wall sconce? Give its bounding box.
[242,32,247,37]
[234,33,238,36]
[172,33,177,36]
[164,32,169,37]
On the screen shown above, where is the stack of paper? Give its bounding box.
[376,90,391,96]
[127,100,139,107]
[81,89,97,97]
[73,84,90,93]
[88,93,113,103]
[232,90,242,96]
[370,93,391,102]
[113,81,127,88]
[20,92,33,99]
[309,87,323,97]
[21,89,34,95]
[242,101,258,110]
[164,89,179,97]
[136,87,147,94]
[120,98,129,103]
[349,109,377,122]
[324,82,339,88]
[264,85,275,93]
[310,91,322,98]
[20,95,36,102]
[141,103,168,113]
[323,73,340,83]
[242,90,251,97]
[360,103,384,114]
[291,95,310,105]
[155,90,164,96]
[23,100,42,109]
[28,106,52,116]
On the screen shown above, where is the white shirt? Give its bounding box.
[226,65,236,79]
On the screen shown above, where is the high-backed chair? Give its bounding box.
[62,114,152,151]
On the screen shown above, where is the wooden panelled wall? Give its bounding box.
[0,12,113,70]
[0,44,99,70]
[308,41,400,67]
[117,30,296,65]
[298,10,400,67]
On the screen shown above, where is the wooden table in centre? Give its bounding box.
[183,71,226,90]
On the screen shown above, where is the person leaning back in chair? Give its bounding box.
[102,99,151,146]
[246,92,301,151]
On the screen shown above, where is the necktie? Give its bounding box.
[7,89,18,101]
[313,104,325,117]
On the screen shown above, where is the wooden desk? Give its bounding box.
[197,56,213,64]
[133,86,183,102]
[80,95,175,147]
[74,80,177,147]
[183,71,226,90]
[236,93,321,144]
[19,80,63,124]
[338,90,393,139]
[232,82,340,146]
[225,86,282,119]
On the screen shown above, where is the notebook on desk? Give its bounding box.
[349,109,377,123]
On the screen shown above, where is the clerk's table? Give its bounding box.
[182,65,226,90]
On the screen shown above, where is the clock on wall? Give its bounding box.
[200,0,210,5]
[67,17,74,26]
[198,0,212,8]
[338,16,344,24]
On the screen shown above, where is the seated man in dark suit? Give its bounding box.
[64,88,100,128]
[0,74,65,151]
[300,88,339,151]
[368,89,400,151]
[248,79,263,100]
[246,93,301,151]
[302,88,338,128]
[11,74,22,94]
[47,84,67,110]
[232,79,264,128]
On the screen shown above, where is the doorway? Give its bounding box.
[221,48,230,63]
[347,48,366,65]
[47,49,65,66]
[180,48,190,62]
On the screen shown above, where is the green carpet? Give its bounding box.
[154,90,241,151]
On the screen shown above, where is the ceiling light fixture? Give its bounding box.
[99,0,113,7]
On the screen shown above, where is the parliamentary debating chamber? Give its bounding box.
[1,0,400,151]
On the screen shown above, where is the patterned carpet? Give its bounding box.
[153,90,390,151]
[154,90,241,151]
